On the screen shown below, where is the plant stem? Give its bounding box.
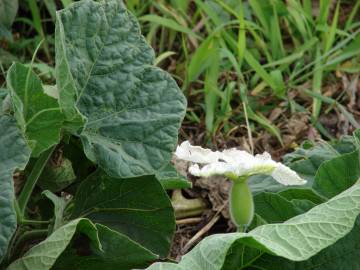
[21,219,51,225]
[17,146,56,218]
[229,178,254,229]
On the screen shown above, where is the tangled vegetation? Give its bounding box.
[0,0,359,269]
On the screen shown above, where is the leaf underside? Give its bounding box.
[0,115,30,261]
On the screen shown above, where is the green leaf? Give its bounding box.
[313,150,360,198]
[244,51,285,95]
[71,170,175,257]
[278,188,325,204]
[7,218,100,270]
[6,63,64,157]
[55,0,186,178]
[53,224,158,270]
[0,115,31,261]
[283,141,342,182]
[187,36,216,82]
[42,190,68,231]
[0,0,18,28]
[155,163,192,190]
[254,217,360,269]
[253,192,310,223]
[37,157,76,192]
[147,182,360,269]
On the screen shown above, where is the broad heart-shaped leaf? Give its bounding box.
[55,0,186,178]
[7,63,63,157]
[313,149,360,198]
[53,224,157,270]
[254,217,360,270]
[71,170,175,257]
[146,182,360,270]
[7,218,100,270]
[0,115,30,261]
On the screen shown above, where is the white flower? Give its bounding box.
[175,141,306,186]
[174,140,220,164]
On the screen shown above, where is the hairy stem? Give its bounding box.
[17,146,55,218]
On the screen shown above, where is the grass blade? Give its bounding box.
[312,46,323,120]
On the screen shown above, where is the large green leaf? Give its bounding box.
[147,182,360,269]
[53,224,158,270]
[313,150,360,198]
[0,115,30,261]
[71,170,175,257]
[55,0,186,178]
[7,218,100,270]
[7,63,63,157]
[254,217,360,270]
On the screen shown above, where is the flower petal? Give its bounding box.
[175,141,220,164]
[189,162,237,177]
[175,142,307,186]
[271,163,307,186]
[220,148,254,164]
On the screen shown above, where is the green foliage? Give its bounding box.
[148,182,360,269]
[0,1,186,268]
[149,130,360,269]
[136,0,360,139]
[0,115,30,261]
[71,170,175,257]
[7,63,64,157]
[0,0,18,40]
[1,1,360,269]
[37,157,76,192]
[55,0,186,178]
[7,219,100,270]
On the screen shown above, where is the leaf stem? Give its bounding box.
[21,219,51,225]
[17,146,56,218]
